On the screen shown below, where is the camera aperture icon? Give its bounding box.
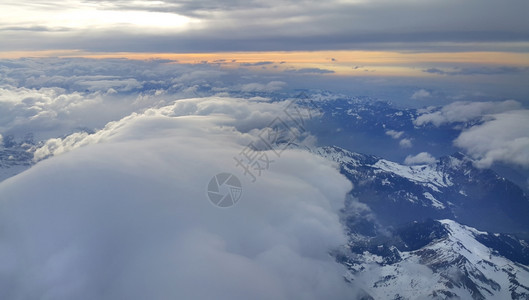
[207,173,242,207]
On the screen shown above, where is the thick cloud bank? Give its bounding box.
[0,97,355,299]
[415,100,529,169]
[454,110,529,168]
[413,100,522,127]
[1,0,528,52]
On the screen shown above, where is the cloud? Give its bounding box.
[411,89,431,100]
[454,109,529,168]
[399,138,413,148]
[0,58,296,141]
[414,100,529,169]
[423,66,528,76]
[240,81,286,92]
[1,0,529,52]
[0,86,101,139]
[404,152,437,165]
[240,61,274,67]
[423,68,446,75]
[0,25,70,32]
[33,96,303,160]
[76,78,143,92]
[414,100,522,127]
[385,130,404,139]
[0,97,357,299]
[285,68,335,74]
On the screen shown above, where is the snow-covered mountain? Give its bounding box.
[338,219,529,300]
[313,145,529,299]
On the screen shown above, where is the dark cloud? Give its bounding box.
[0,25,70,32]
[239,61,274,67]
[423,66,528,76]
[1,0,528,52]
[285,68,335,74]
[423,68,446,75]
[82,0,270,17]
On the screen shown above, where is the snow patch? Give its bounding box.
[373,159,453,188]
[423,192,445,209]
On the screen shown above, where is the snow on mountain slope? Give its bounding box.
[312,145,454,192]
[311,144,529,299]
[373,159,453,189]
[423,192,445,209]
[311,145,370,168]
[342,220,529,300]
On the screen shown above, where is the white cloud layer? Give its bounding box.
[0,97,356,299]
[414,100,522,127]
[0,58,300,141]
[32,96,311,161]
[415,100,529,169]
[454,110,529,168]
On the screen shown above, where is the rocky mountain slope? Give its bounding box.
[313,146,529,299]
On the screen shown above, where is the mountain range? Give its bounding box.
[313,145,529,299]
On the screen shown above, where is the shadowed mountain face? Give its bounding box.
[336,219,529,300]
[314,146,529,235]
[314,145,529,299]
[300,94,461,162]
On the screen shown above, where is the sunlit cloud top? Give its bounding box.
[1,0,528,53]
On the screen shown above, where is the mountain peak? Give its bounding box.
[345,219,529,300]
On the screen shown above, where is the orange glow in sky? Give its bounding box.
[1,50,528,77]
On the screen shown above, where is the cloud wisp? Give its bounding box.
[404,152,437,165]
[423,66,528,76]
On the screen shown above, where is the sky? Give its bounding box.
[0,1,528,72]
[1,1,529,298]
[2,0,528,105]
[1,0,528,53]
